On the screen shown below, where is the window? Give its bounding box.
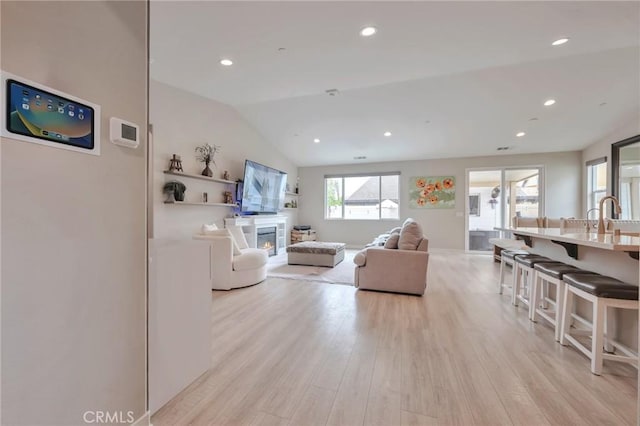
[324,173,400,220]
[587,157,607,211]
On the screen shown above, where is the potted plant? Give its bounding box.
[163,180,186,202]
[195,143,221,177]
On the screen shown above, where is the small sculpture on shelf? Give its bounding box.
[195,143,221,177]
[163,181,186,203]
[223,191,233,204]
[168,154,183,172]
[222,170,230,180]
[202,192,208,203]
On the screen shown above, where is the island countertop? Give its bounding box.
[495,227,640,252]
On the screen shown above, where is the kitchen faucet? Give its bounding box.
[585,208,599,231]
[597,196,622,234]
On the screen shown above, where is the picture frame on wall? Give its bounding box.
[409,176,455,209]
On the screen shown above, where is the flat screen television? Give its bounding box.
[240,159,287,214]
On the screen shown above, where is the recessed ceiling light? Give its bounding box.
[544,99,556,106]
[360,26,377,37]
[220,59,233,66]
[516,132,526,137]
[383,131,392,137]
[552,38,569,46]
[313,138,320,143]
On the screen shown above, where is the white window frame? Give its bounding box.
[324,172,401,220]
[586,157,607,212]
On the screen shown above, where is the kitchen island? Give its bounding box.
[497,226,639,351]
[496,227,639,285]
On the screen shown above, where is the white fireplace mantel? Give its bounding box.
[225,215,287,255]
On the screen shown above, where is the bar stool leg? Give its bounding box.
[541,280,549,309]
[591,300,605,375]
[530,271,540,321]
[560,285,573,346]
[604,306,615,353]
[498,257,506,294]
[554,281,565,342]
[512,263,521,306]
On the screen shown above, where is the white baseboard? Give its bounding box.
[132,411,150,426]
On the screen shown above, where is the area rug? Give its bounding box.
[266,249,357,285]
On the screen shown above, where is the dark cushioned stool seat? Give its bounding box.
[533,262,596,280]
[563,273,639,300]
[514,254,558,268]
[502,249,529,260]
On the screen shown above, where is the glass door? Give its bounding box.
[466,170,503,251]
[504,168,542,226]
[466,167,543,252]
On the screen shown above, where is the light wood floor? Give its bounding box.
[152,250,638,426]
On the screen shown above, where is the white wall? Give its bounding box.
[298,151,581,249]
[151,80,298,240]
[1,1,147,424]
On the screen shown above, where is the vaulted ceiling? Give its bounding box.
[150,1,640,166]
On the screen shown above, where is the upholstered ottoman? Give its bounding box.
[287,242,346,267]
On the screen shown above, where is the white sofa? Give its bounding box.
[193,233,268,291]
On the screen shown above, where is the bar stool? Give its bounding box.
[560,273,639,375]
[497,249,529,294]
[530,262,597,341]
[512,255,560,309]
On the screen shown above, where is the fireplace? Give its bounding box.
[257,226,277,256]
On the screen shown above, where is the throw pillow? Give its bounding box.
[398,219,423,250]
[227,225,249,249]
[353,250,367,266]
[388,226,402,235]
[384,233,400,249]
[201,223,218,234]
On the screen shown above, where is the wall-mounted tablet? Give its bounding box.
[1,71,100,155]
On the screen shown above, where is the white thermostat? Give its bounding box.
[110,117,139,148]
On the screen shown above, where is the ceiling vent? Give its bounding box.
[496,146,510,151]
[325,89,340,96]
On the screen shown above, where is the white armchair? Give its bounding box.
[193,234,268,290]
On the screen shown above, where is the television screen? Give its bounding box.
[5,79,95,150]
[240,160,287,214]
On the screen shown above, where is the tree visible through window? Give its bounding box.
[324,173,400,220]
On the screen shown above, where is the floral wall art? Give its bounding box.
[409,176,455,209]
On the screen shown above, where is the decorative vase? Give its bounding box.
[175,190,185,202]
[202,160,213,177]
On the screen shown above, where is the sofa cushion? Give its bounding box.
[398,219,423,250]
[388,226,402,235]
[353,250,367,266]
[384,233,400,249]
[233,248,268,271]
[227,225,249,249]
